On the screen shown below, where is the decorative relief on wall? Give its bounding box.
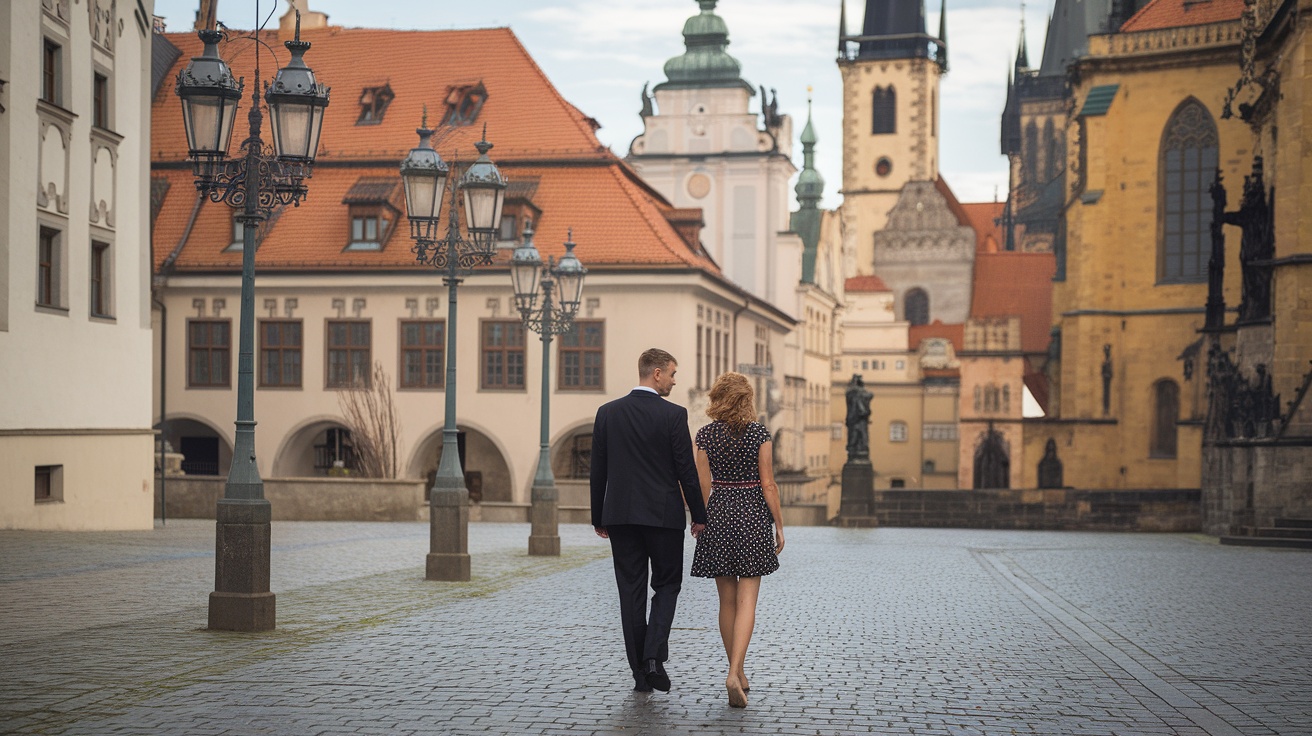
[873,181,975,263]
[91,0,117,52]
[38,115,71,214]
[90,138,118,227]
[1205,343,1282,440]
[42,0,71,24]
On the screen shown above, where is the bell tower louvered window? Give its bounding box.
[871,86,896,135]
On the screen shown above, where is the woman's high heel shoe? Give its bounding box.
[726,676,748,708]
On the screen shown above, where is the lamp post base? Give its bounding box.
[209,498,275,631]
[427,486,471,581]
[426,552,471,581]
[528,483,560,556]
[209,591,276,631]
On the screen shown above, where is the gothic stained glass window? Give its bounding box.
[871,86,896,135]
[1159,99,1219,282]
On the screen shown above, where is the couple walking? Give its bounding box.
[590,348,785,708]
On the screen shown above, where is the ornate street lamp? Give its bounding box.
[175,13,329,631]
[510,223,586,556]
[400,120,507,580]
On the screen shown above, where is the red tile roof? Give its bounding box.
[845,275,891,293]
[909,320,964,353]
[969,252,1057,354]
[1120,0,1244,31]
[959,202,1006,254]
[152,27,714,275]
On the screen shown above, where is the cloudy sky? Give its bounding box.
[152,0,1052,208]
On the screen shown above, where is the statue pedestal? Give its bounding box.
[838,459,878,527]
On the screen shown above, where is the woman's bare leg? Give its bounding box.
[714,576,737,663]
[728,576,761,701]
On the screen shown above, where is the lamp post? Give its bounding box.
[175,15,330,631]
[400,121,507,581]
[510,223,586,556]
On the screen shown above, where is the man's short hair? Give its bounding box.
[638,348,677,378]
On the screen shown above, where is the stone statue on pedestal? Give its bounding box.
[844,374,872,461]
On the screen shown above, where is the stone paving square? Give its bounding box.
[1,521,1310,735]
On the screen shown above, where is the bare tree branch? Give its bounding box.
[337,362,402,479]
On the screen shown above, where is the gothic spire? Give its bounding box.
[857,0,932,61]
[936,0,949,71]
[793,89,825,284]
[838,0,849,57]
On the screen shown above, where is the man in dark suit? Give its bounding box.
[591,348,707,693]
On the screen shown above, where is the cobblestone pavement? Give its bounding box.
[1,522,1309,735]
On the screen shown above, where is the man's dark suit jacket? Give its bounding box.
[590,389,708,529]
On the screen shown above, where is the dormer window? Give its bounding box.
[342,177,402,251]
[442,82,487,127]
[348,207,393,251]
[357,84,394,125]
[497,177,542,247]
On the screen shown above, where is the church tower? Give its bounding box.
[837,0,948,277]
[628,0,796,305]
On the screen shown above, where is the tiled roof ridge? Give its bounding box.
[1120,0,1161,30]
[614,156,677,209]
[932,175,972,228]
[605,164,710,270]
[498,28,606,151]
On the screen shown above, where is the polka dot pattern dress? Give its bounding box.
[691,421,780,579]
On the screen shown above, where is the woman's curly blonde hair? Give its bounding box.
[707,371,756,433]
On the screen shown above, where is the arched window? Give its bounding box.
[973,428,1010,489]
[904,287,929,326]
[1151,379,1180,458]
[1024,121,1039,184]
[872,86,896,135]
[1002,384,1011,414]
[1159,99,1219,282]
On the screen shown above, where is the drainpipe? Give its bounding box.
[152,290,167,526]
[153,192,205,525]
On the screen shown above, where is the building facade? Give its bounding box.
[1201,0,1312,534]
[1,0,156,530]
[150,13,795,517]
[1021,0,1251,490]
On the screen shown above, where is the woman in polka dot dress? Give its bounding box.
[690,371,785,708]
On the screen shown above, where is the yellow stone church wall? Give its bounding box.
[1030,40,1248,490]
[1266,24,1312,417]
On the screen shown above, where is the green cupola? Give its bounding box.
[654,0,754,93]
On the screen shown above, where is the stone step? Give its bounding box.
[1274,517,1312,529]
[1255,527,1312,539]
[1220,535,1312,550]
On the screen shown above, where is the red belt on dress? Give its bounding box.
[711,480,760,488]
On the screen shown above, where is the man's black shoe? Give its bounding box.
[633,671,653,692]
[644,658,671,692]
